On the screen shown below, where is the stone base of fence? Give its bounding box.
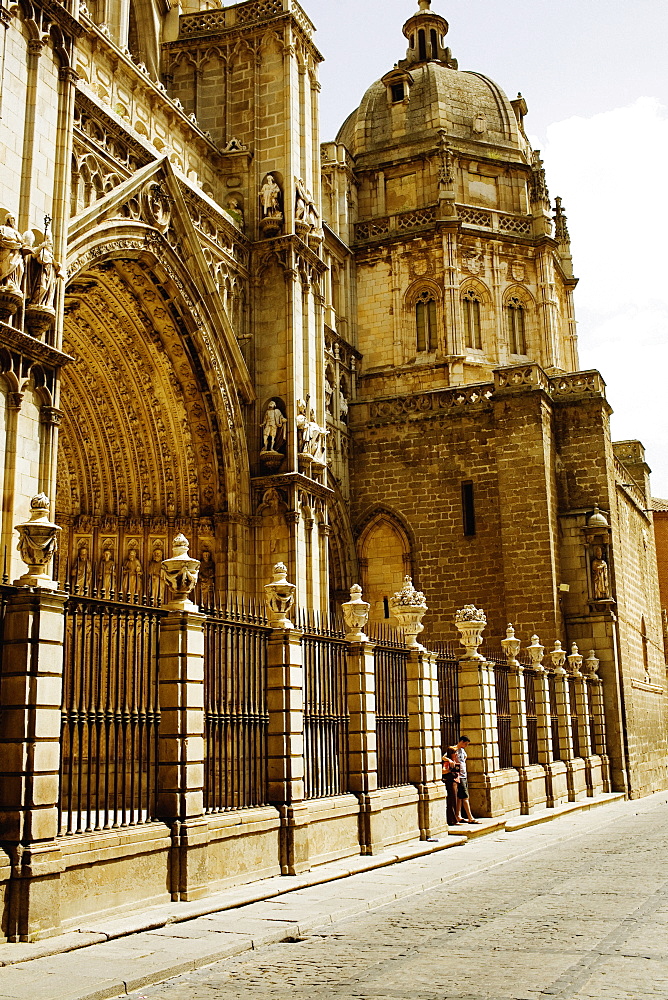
[545,760,570,807]
[584,755,605,798]
[518,765,548,815]
[566,758,589,801]
[471,767,522,819]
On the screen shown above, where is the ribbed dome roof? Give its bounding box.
[336,61,525,161]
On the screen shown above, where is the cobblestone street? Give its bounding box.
[120,794,668,1000]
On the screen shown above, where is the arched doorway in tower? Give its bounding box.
[357,509,414,625]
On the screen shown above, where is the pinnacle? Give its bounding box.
[418,0,431,10]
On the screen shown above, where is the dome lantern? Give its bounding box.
[402,0,455,69]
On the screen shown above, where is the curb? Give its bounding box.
[0,792,625,975]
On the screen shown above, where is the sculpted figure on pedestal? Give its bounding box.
[70,541,92,593]
[98,544,116,594]
[260,173,282,217]
[198,547,215,608]
[147,543,165,603]
[0,214,26,290]
[25,234,65,308]
[591,545,610,600]
[261,400,287,453]
[122,544,143,599]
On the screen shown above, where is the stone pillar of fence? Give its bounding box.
[0,496,65,940]
[454,606,508,817]
[526,635,563,809]
[265,563,309,875]
[157,535,208,901]
[584,650,611,792]
[568,644,603,798]
[503,625,546,814]
[389,579,445,838]
[342,586,384,854]
[550,641,584,801]
[407,648,447,839]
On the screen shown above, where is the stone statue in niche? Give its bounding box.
[24,233,65,308]
[70,541,92,593]
[147,542,165,603]
[296,399,327,462]
[98,543,116,595]
[260,399,287,473]
[260,174,281,215]
[295,177,309,223]
[0,213,26,290]
[225,196,244,230]
[198,547,215,608]
[339,386,349,422]
[259,174,283,238]
[261,400,286,452]
[591,545,610,600]
[324,375,333,413]
[122,543,143,599]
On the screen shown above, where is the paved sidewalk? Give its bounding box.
[0,793,629,1000]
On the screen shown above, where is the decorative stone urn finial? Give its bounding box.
[264,561,296,629]
[550,640,567,674]
[501,623,521,667]
[342,584,370,642]
[526,634,545,670]
[568,642,583,676]
[14,493,61,588]
[389,576,428,650]
[454,604,487,660]
[418,0,431,9]
[584,650,600,678]
[161,533,200,611]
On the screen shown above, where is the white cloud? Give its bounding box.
[537,98,668,497]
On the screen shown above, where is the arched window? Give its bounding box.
[430,28,438,58]
[418,29,427,61]
[506,296,527,355]
[415,291,437,353]
[462,290,482,350]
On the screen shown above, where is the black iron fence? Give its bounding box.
[59,594,164,835]
[299,610,349,799]
[494,663,513,769]
[524,668,539,765]
[436,652,460,754]
[548,671,561,761]
[371,626,409,788]
[204,601,270,813]
[568,675,581,758]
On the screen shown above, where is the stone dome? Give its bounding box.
[336,3,528,164]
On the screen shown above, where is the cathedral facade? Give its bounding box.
[0,0,665,940]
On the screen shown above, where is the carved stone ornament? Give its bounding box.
[550,640,567,674]
[342,584,370,642]
[161,533,200,611]
[567,642,583,676]
[454,604,487,660]
[142,180,171,234]
[264,561,296,629]
[14,493,61,588]
[501,623,521,666]
[462,252,483,276]
[510,261,526,282]
[390,576,428,650]
[526,634,545,670]
[584,650,600,678]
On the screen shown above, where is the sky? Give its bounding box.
[302,0,668,498]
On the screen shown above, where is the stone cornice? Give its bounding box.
[252,471,334,501]
[352,365,608,428]
[0,323,74,368]
[35,0,85,37]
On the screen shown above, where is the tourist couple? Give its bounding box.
[442,736,482,827]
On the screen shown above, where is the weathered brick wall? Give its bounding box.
[349,385,563,649]
[653,510,668,620]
